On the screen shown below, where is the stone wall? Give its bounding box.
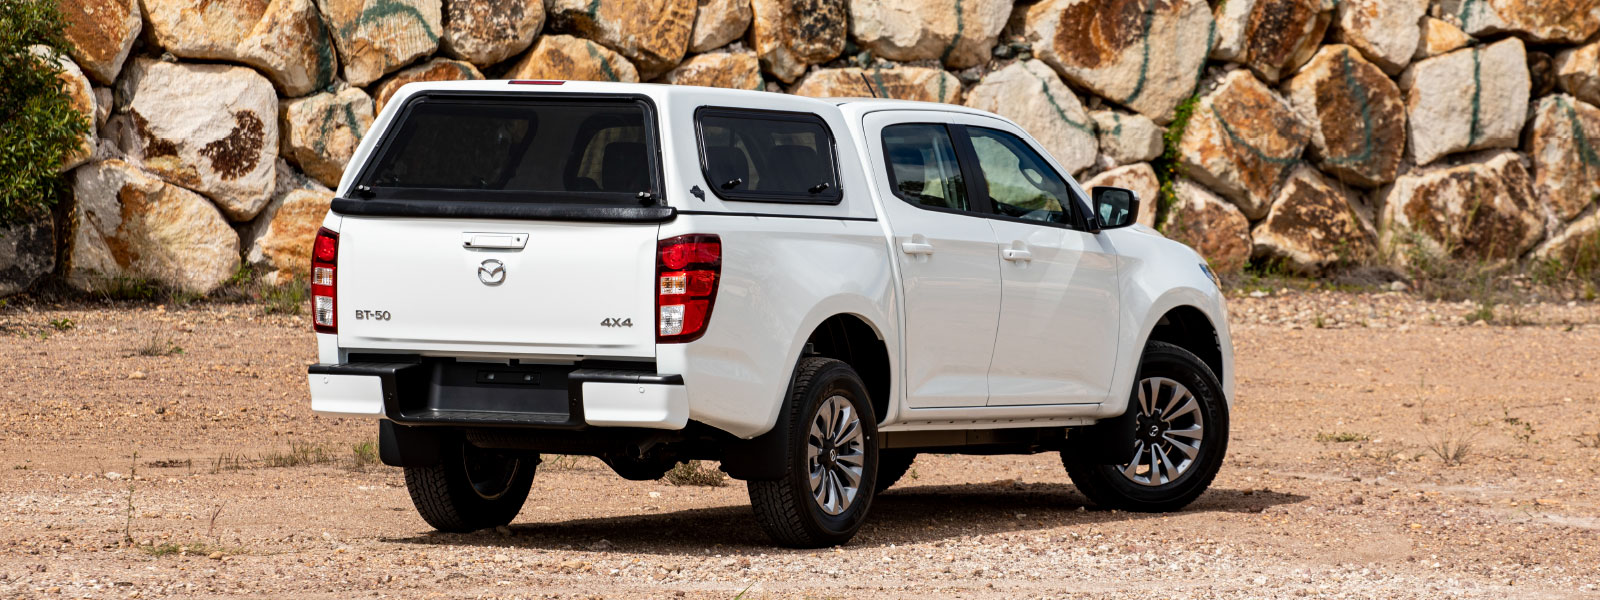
[5,0,1599,295]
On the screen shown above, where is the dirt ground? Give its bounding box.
[2,290,1599,599]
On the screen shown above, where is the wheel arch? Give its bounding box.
[1144,305,1224,386]
[802,313,892,425]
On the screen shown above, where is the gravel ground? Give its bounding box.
[1,291,1598,599]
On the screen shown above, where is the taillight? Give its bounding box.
[657,234,720,343]
[311,227,338,334]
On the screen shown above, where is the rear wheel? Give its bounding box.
[875,450,916,493]
[404,438,536,533]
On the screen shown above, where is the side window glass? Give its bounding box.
[881,124,969,211]
[968,127,1074,225]
[698,110,841,203]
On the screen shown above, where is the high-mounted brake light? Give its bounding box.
[311,227,339,334]
[657,234,721,343]
[509,80,565,85]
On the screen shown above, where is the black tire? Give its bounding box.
[404,437,537,533]
[875,450,916,493]
[1063,341,1229,513]
[747,357,879,548]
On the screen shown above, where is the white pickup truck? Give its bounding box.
[306,80,1234,548]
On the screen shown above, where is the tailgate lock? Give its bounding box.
[462,232,529,249]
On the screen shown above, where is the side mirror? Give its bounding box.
[1092,186,1140,231]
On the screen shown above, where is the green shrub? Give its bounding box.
[0,0,91,225]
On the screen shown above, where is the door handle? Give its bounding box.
[1002,248,1033,262]
[901,241,935,255]
[462,232,529,250]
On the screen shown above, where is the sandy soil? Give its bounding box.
[1,291,1598,599]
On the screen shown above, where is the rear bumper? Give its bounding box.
[307,362,687,430]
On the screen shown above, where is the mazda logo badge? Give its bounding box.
[478,259,506,286]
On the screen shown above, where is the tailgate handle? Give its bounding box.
[462,233,529,250]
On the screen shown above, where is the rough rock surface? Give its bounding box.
[1438,0,1600,45]
[440,0,543,67]
[506,34,639,83]
[1380,150,1544,262]
[245,165,335,285]
[1025,0,1214,124]
[108,59,279,222]
[30,47,97,172]
[142,0,337,97]
[1532,209,1600,266]
[1211,0,1334,83]
[657,52,763,89]
[318,0,442,86]
[1555,42,1600,107]
[1332,0,1425,75]
[1400,38,1530,166]
[280,87,376,188]
[1285,45,1407,188]
[1252,165,1375,274]
[67,160,240,294]
[547,0,695,79]
[1178,69,1311,220]
[1413,17,1471,60]
[1089,109,1163,167]
[796,66,964,104]
[748,0,847,83]
[963,60,1096,176]
[372,58,482,112]
[1082,162,1160,228]
[690,0,752,53]
[0,218,55,299]
[849,0,1012,69]
[1525,95,1600,223]
[93,87,112,129]
[58,0,141,85]
[1165,178,1253,272]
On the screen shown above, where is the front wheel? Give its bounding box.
[404,438,537,533]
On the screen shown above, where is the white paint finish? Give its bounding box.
[581,382,689,429]
[308,373,385,417]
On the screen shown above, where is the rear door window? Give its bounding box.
[696,108,842,204]
[882,124,970,212]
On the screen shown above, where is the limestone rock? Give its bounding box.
[506,34,640,83]
[0,217,55,298]
[58,0,141,85]
[280,88,376,189]
[94,87,111,129]
[1379,150,1543,262]
[1166,178,1252,272]
[1083,163,1160,228]
[1210,0,1334,83]
[658,52,764,90]
[67,160,240,294]
[30,47,96,172]
[440,0,542,67]
[690,0,753,53]
[1399,38,1529,166]
[964,61,1096,176]
[1252,165,1375,274]
[849,0,1012,69]
[142,0,337,97]
[372,58,483,112]
[245,165,335,284]
[1525,95,1600,223]
[1177,69,1311,220]
[748,0,847,83]
[319,0,442,86]
[107,59,279,222]
[1532,210,1600,267]
[1438,0,1600,45]
[547,0,695,79]
[1332,0,1425,75]
[1555,42,1600,108]
[1413,17,1471,60]
[1285,45,1407,189]
[796,66,964,103]
[1089,109,1162,167]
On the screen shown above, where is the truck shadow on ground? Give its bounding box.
[384,482,1304,552]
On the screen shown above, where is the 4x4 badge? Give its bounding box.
[478,259,506,286]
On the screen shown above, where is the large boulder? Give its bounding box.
[58,0,141,85]
[964,60,1097,176]
[245,164,335,285]
[1413,17,1472,60]
[849,0,1012,69]
[1024,0,1214,124]
[372,58,483,112]
[29,47,96,172]
[1165,178,1253,273]
[318,0,442,86]
[1532,210,1600,268]
[1379,150,1544,263]
[1089,109,1163,167]
[1331,0,1425,75]
[1399,38,1529,166]
[1210,0,1333,83]
[0,217,55,299]
[1284,45,1407,189]
[658,52,764,90]
[141,0,337,97]
[546,0,695,80]
[1177,69,1311,220]
[748,0,847,83]
[1251,165,1376,274]
[795,66,964,104]
[1437,0,1600,45]
[506,34,640,83]
[1555,42,1600,108]
[1525,96,1600,223]
[1082,162,1161,228]
[691,0,753,53]
[67,160,240,294]
[440,0,543,67]
[279,87,376,189]
[107,59,279,222]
